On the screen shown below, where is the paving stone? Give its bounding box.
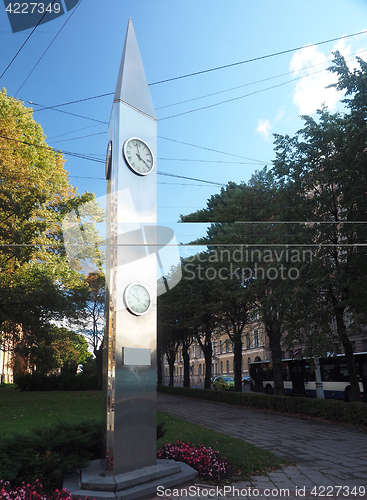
[155,393,367,499]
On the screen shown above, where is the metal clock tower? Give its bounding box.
[103,17,157,476]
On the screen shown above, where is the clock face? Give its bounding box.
[123,138,154,176]
[105,140,112,180]
[124,283,151,316]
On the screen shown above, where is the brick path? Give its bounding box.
[155,392,367,499]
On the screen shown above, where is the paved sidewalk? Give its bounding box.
[154,392,367,499]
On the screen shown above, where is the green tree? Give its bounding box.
[14,324,91,375]
[273,97,367,401]
[0,89,102,370]
[75,271,105,388]
[157,269,193,387]
[157,288,181,386]
[182,171,295,394]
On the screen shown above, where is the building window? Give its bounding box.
[246,334,251,349]
[213,341,217,355]
[220,361,223,373]
[226,339,229,353]
[332,316,337,334]
[226,360,229,373]
[220,340,223,353]
[254,330,259,348]
[198,364,202,374]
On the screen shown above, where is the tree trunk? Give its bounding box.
[182,342,190,388]
[204,347,212,389]
[201,340,212,390]
[335,306,360,401]
[95,345,103,390]
[168,358,175,387]
[157,341,163,386]
[233,339,243,392]
[267,322,284,395]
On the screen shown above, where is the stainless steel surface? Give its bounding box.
[103,18,157,476]
[113,18,156,120]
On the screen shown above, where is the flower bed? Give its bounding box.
[157,441,228,482]
[0,480,91,500]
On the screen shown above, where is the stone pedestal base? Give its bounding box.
[64,459,198,500]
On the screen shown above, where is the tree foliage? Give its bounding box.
[0,89,103,373]
[271,53,367,400]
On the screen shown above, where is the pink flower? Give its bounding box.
[157,441,228,481]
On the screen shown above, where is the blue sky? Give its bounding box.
[1,0,367,260]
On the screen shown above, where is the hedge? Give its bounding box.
[14,372,99,391]
[157,385,367,427]
[0,419,165,492]
[0,419,101,492]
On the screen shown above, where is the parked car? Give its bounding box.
[213,376,234,391]
[242,375,250,385]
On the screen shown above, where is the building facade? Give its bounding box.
[163,316,267,386]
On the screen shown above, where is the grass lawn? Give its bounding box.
[0,386,102,435]
[0,386,287,479]
[157,411,287,478]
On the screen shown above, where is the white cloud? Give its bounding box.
[256,118,271,140]
[275,108,285,122]
[289,44,342,114]
[288,36,367,115]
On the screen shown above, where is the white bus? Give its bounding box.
[249,352,367,401]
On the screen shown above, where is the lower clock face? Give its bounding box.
[124,283,151,316]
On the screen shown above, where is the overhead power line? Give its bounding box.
[148,29,367,86]
[0,0,59,80]
[156,48,367,112]
[48,130,107,144]
[15,0,83,96]
[158,136,266,164]
[12,28,367,123]
[158,172,226,187]
[29,100,108,124]
[0,133,227,186]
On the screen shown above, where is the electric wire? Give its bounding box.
[158,172,226,186]
[29,100,108,124]
[47,123,104,140]
[0,133,228,186]
[69,175,216,187]
[1,29,365,193]
[3,42,365,132]
[15,0,83,96]
[148,29,367,86]
[155,48,367,111]
[159,158,264,165]
[158,66,342,121]
[48,130,107,143]
[158,136,266,164]
[7,30,365,123]
[0,0,59,80]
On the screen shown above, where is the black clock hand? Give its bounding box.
[136,153,150,169]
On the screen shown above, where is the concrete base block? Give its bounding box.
[64,459,198,500]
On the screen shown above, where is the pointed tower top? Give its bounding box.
[114,18,156,120]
